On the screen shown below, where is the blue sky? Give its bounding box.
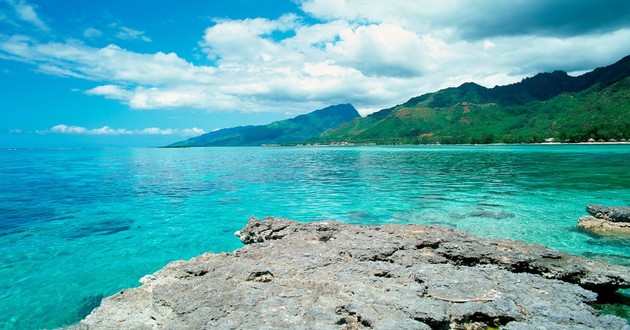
[1,0,629,147]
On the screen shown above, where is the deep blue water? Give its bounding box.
[0,145,629,329]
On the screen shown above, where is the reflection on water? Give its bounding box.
[0,145,629,328]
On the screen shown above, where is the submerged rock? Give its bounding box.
[579,205,630,235]
[71,217,629,329]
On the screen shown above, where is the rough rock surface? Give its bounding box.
[72,217,630,330]
[578,216,630,234]
[587,204,630,223]
[579,205,630,234]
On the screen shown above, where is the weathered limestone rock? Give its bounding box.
[71,217,629,329]
[578,205,630,235]
[578,216,630,235]
[587,205,630,223]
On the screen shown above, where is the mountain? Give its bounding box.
[320,55,630,144]
[169,104,360,147]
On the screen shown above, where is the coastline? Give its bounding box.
[291,141,630,147]
[72,217,629,329]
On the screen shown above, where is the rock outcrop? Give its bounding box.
[72,217,629,329]
[587,205,630,223]
[578,204,630,234]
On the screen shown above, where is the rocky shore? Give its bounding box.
[72,217,629,329]
[578,205,630,235]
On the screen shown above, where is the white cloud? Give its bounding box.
[0,39,215,84]
[37,63,88,79]
[83,27,102,38]
[90,126,130,135]
[298,0,426,24]
[201,14,299,62]
[85,84,131,100]
[297,0,630,39]
[483,40,495,50]
[116,26,151,42]
[140,127,173,135]
[51,124,88,134]
[0,1,628,117]
[326,23,429,77]
[5,0,49,31]
[47,124,205,136]
[180,127,206,136]
[50,124,129,135]
[129,87,211,109]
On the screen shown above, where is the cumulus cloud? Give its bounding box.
[85,84,131,100]
[201,14,299,62]
[326,23,429,77]
[50,124,123,135]
[451,0,630,39]
[180,127,206,136]
[90,126,130,135]
[0,1,629,116]
[297,0,630,39]
[50,124,88,134]
[47,125,205,136]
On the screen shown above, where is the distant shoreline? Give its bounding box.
[158,142,630,148]
[5,142,630,150]
[290,141,630,147]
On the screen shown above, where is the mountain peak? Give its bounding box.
[319,55,630,145]
[522,70,570,81]
[311,104,359,117]
[526,70,569,80]
[458,82,486,89]
[169,104,359,147]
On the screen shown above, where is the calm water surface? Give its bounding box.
[1,145,629,328]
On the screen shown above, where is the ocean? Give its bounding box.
[1,145,629,328]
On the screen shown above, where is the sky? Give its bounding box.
[1,0,629,147]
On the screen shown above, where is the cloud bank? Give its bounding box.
[1,0,628,115]
[47,124,205,136]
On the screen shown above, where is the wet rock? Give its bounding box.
[579,205,630,235]
[587,205,630,223]
[71,217,629,329]
[75,294,104,320]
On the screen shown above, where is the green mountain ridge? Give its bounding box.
[170,55,629,147]
[170,104,360,147]
[319,55,630,144]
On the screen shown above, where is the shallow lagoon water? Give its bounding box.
[0,145,629,328]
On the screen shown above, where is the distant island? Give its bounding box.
[169,55,630,147]
[168,104,360,147]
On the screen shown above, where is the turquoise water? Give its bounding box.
[1,145,629,329]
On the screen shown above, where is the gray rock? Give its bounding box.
[70,217,629,330]
[587,204,630,223]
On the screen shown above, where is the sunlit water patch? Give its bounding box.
[0,145,629,328]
